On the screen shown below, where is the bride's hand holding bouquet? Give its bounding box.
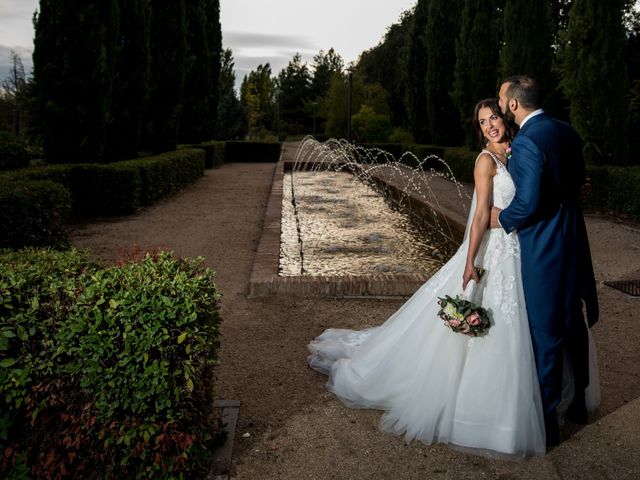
[437,266,491,337]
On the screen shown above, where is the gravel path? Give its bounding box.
[70,159,640,479]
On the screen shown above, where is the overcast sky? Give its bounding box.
[0,0,416,91]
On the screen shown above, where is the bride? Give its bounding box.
[308,98,549,458]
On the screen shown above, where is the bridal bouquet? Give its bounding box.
[437,268,490,336]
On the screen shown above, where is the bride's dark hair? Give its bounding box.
[473,98,518,148]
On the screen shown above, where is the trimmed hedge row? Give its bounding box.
[1,148,204,217]
[441,146,478,183]
[0,248,222,478]
[180,141,225,169]
[0,179,71,249]
[359,142,640,220]
[584,165,640,219]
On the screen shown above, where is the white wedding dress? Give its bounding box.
[308,151,548,458]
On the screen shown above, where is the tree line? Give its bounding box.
[1,0,638,166]
[240,0,640,165]
[26,0,223,164]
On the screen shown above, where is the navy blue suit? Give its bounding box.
[499,112,598,415]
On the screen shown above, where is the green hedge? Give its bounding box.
[584,165,640,219]
[441,146,478,183]
[180,142,225,169]
[0,148,205,218]
[0,180,71,248]
[122,149,204,206]
[224,141,282,163]
[73,162,144,216]
[0,248,222,479]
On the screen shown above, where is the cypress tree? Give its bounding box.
[626,8,640,161]
[452,0,502,146]
[179,0,212,143]
[277,54,313,135]
[144,0,187,153]
[106,0,150,161]
[500,0,553,97]
[215,49,247,140]
[559,0,629,165]
[405,0,430,143]
[425,0,462,145]
[206,0,222,137]
[33,0,120,163]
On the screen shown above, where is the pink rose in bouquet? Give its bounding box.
[448,318,461,328]
[467,312,481,326]
[436,295,491,337]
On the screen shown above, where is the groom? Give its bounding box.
[490,75,599,447]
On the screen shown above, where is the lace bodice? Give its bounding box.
[481,149,515,210]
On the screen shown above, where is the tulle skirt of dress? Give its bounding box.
[308,228,548,459]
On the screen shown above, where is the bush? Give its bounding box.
[388,128,415,144]
[224,141,282,163]
[351,105,393,143]
[0,248,222,479]
[0,180,71,248]
[0,137,30,171]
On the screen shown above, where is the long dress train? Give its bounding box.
[308,151,547,458]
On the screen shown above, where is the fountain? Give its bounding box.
[249,137,473,298]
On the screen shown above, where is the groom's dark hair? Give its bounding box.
[502,75,541,110]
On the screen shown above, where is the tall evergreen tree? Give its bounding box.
[33,0,120,163]
[206,0,222,137]
[309,48,343,134]
[425,0,462,145]
[560,0,630,165]
[500,0,553,100]
[627,7,640,160]
[405,0,430,143]
[452,0,501,146]
[215,49,247,140]
[277,53,313,135]
[106,0,150,160]
[143,0,187,153]
[179,0,212,143]
[310,48,344,100]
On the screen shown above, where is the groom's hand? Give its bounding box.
[490,207,502,229]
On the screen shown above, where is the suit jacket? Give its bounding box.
[499,113,598,336]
